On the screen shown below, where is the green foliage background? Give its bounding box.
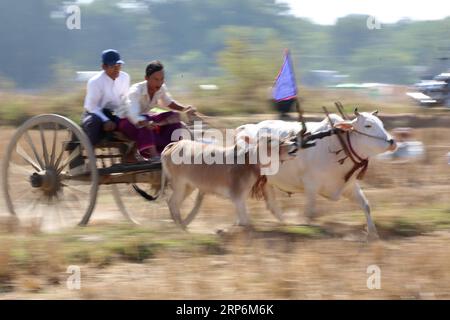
[0,0,449,120]
[1,0,449,88]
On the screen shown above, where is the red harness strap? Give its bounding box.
[343,132,369,182]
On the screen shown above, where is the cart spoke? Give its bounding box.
[16,144,41,171]
[18,195,44,220]
[54,200,67,227]
[54,193,77,221]
[32,194,44,211]
[58,199,81,222]
[10,191,36,204]
[56,147,81,174]
[11,185,33,197]
[9,162,34,176]
[24,131,45,169]
[57,200,81,224]
[61,165,91,180]
[39,124,50,167]
[54,128,74,169]
[61,183,90,196]
[50,123,59,166]
[53,145,66,170]
[30,199,44,230]
[62,187,84,205]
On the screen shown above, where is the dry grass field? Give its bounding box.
[0,121,449,299]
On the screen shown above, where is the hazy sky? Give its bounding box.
[278,0,450,24]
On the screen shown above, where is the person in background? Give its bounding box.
[119,60,196,161]
[82,49,130,145]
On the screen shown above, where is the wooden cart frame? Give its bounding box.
[1,114,193,230]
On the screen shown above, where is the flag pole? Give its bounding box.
[286,50,307,137]
[296,98,307,137]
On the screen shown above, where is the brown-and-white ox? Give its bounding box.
[235,108,397,239]
[156,134,298,229]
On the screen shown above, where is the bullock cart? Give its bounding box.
[1,114,202,230]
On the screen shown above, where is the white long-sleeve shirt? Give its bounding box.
[126,81,174,125]
[83,70,130,122]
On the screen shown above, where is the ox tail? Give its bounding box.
[132,163,168,202]
[132,171,166,201]
[132,142,180,201]
[250,175,268,200]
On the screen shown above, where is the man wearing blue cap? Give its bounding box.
[82,49,130,145]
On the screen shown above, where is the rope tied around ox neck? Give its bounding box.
[343,131,369,182]
[322,106,369,183]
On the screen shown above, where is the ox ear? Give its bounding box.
[333,120,354,131]
[372,110,379,116]
[354,107,360,117]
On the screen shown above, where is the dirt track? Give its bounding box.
[0,124,449,299]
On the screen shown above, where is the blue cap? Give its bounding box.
[102,49,124,66]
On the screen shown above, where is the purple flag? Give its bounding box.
[272,50,297,102]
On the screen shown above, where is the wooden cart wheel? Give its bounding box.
[111,180,170,226]
[110,123,199,227]
[1,114,98,231]
[111,181,203,227]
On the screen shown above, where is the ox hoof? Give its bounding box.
[233,224,254,232]
[216,229,226,236]
[175,221,188,231]
[278,221,288,227]
[302,216,316,226]
[366,232,380,242]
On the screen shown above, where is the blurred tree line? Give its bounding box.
[0,0,449,90]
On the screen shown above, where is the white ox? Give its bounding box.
[235,109,397,239]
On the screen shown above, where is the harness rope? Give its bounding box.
[337,129,390,182]
[343,132,369,182]
[351,129,392,142]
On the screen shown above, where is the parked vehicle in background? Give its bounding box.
[377,127,425,162]
[406,72,450,107]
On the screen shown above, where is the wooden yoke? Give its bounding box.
[334,101,350,120]
[295,98,314,149]
[323,105,352,161]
